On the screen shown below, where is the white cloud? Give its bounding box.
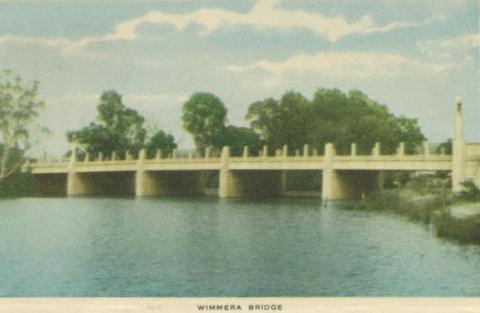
[0,0,445,54]
[94,0,444,43]
[225,52,456,85]
[415,33,479,67]
[417,33,480,52]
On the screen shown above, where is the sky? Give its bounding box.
[0,0,479,156]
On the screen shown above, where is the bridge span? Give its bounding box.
[25,99,480,200]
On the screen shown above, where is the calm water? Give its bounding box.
[0,196,479,296]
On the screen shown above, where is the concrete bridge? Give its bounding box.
[25,99,480,200]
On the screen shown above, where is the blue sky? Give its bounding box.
[0,0,478,156]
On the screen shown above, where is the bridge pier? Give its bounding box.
[322,169,383,200]
[219,146,284,198]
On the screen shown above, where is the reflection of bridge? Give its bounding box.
[25,99,480,200]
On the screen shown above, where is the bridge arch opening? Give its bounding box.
[68,172,135,196]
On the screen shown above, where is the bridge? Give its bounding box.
[25,99,480,200]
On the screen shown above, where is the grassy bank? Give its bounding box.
[353,188,480,245]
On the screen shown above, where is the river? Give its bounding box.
[0,196,479,296]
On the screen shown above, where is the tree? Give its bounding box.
[182,92,227,150]
[212,126,263,156]
[0,70,46,180]
[146,130,177,158]
[247,88,426,155]
[67,90,175,159]
[246,91,310,152]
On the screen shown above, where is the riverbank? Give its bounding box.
[351,189,480,245]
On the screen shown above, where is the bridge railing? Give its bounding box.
[26,141,452,169]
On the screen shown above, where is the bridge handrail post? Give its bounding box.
[205,147,211,159]
[156,149,162,160]
[372,142,380,157]
[98,152,103,162]
[221,146,230,165]
[111,151,117,163]
[303,144,309,159]
[397,142,405,156]
[262,145,268,159]
[172,149,177,159]
[351,143,357,156]
[243,146,249,158]
[324,143,335,161]
[283,145,288,159]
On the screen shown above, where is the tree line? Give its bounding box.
[67,89,426,159]
[1,69,428,186]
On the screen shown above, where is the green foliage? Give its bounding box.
[0,69,46,180]
[145,130,177,158]
[246,88,426,154]
[458,179,480,201]
[212,126,263,156]
[246,91,310,152]
[435,139,452,154]
[182,92,227,150]
[435,213,480,244]
[67,90,176,159]
[0,172,35,197]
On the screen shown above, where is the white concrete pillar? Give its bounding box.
[219,146,232,198]
[98,152,103,161]
[452,97,466,192]
[262,145,268,158]
[172,149,177,159]
[372,142,380,156]
[85,152,90,163]
[156,149,162,160]
[126,151,132,161]
[397,142,405,156]
[283,145,288,158]
[322,143,335,201]
[243,146,249,158]
[303,144,309,158]
[111,151,117,162]
[205,147,211,159]
[351,143,357,156]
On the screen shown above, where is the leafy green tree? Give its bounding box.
[0,70,46,180]
[146,130,177,158]
[246,91,310,152]
[212,126,263,156]
[247,88,425,155]
[68,90,175,159]
[182,92,227,150]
